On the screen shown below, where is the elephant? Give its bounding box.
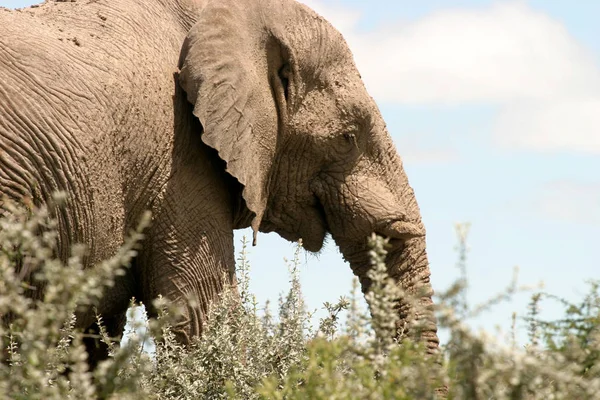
[0,0,440,367]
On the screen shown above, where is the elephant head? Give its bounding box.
[178,0,439,352]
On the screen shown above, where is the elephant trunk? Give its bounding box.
[344,237,440,355]
[312,123,440,354]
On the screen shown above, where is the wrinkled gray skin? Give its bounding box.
[0,0,439,366]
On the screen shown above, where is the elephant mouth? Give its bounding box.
[302,197,330,252]
[259,195,330,252]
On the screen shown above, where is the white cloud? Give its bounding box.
[299,0,600,154]
[495,99,600,153]
[301,1,600,104]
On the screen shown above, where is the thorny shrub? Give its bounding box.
[0,197,599,399]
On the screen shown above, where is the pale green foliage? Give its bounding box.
[141,237,311,399]
[435,224,600,399]
[257,234,442,399]
[1,199,600,399]
[364,234,402,356]
[0,195,154,399]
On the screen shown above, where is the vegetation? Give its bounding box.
[1,197,599,399]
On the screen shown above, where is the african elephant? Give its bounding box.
[0,0,439,365]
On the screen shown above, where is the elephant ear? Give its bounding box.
[178,2,281,242]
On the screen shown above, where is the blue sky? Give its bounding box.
[4,0,598,345]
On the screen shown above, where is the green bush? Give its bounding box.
[1,198,600,399]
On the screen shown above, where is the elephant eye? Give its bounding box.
[278,64,291,101]
[343,132,358,148]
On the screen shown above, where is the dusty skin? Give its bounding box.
[0,0,440,367]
